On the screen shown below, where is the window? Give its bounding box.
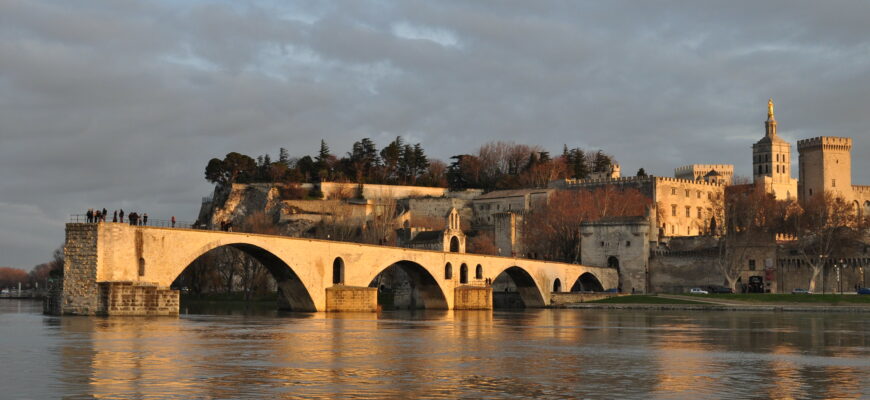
[697,191,701,198]
[697,207,702,218]
[626,241,631,247]
[600,241,605,247]
[671,205,677,216]
[475,264,483,279]
[809,188,813,196]
[708,192,712,200]
[832,179,836,188]
[671,187,676,195]
[685,189,690,197]
[444,263,453,280]
[748,259,756,271]
[685,206,691,217]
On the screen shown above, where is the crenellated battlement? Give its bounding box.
[674,164,734,175]
[797,136,852,151]
[556,175,725,189]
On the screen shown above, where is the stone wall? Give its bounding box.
[62,223,101,315]
[550,292,623,305]
[319,182,448,200]
[776,258,869,293]
[325,286,377,312]
[453,286,492,310]
[649,252,722,293]
[100,282,179,316]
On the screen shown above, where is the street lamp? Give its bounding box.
[838,258,844,294]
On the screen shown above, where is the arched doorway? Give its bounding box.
[475,264,483,280]
[570,272,604,292]
[444,262,453,280]
[553,278,562,293]
[368,261,448,310]
[608,256,621,291]
[450,236,460,252]
[332,257,345,284]
[460,263,469,284]
[172,243,316,312]
[491,266,545,308]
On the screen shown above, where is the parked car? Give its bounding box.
[689,288,708,295]
[791,288,812,294]
[857,288,870,295]
[709,286,733,294]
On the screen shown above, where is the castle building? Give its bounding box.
[550,176,724,238]
[674,164,734,185]
[798,136,870,214]
[752,99,798,200]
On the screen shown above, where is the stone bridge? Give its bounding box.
[58,223,618,315]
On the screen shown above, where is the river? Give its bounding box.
[0,299,867,399]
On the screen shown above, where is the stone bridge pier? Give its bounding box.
[55,223,617,316]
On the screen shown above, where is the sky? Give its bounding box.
[1,0,869,269]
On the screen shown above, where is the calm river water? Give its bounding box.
[0,300,868,399]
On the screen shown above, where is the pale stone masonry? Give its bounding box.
[53,222,617,315]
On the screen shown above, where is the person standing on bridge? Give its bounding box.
[143,213,148,226]
[171,216,176,228]
[86,209,93,223]
[119,209,124,224]
[113,210,118,223]
[102,208,107,222]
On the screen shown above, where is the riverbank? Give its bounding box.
[553,294,870,312]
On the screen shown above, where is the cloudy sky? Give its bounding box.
[1,0,869,269]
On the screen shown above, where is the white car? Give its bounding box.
[689,288,709,295]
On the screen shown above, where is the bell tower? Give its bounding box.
[752,98,797,199]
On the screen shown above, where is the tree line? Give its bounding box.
[204,138,623,192]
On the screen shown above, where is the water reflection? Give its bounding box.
[0,300,867,398]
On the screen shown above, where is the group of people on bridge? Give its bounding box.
[85,208,177,227]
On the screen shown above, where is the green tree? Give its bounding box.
[636,167,647,177]
[380,137,404,183]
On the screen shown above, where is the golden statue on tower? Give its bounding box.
[768,98,774,119]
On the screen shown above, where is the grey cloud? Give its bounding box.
[1,0,869,269]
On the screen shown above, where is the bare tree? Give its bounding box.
[788,191,866,293]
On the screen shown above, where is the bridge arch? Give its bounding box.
[174,241,317,312]
[571,272,604,292]
[491,265,545,308]
[553,278,562,293]
[367,260,448,310]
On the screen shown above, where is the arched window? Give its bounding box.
[475,264,483,279]
[553,278,562,293]
[444,263,453,280]
[450,236,460,253]
[460,263,468,284]
[332,257,345,284]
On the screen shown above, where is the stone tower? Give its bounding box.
[752,99,797,200]
[797,136,853,202]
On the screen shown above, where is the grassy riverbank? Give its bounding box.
[686,293,870,304]
[587,295,706,305]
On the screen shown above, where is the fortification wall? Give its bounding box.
[319,182,448,199]
[649,253,721,293]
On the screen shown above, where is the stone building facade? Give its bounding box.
[674,164,734,185]
[551,176,724,238]
[797,136,870,213]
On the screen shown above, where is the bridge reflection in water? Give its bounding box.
[26,303,867,399]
